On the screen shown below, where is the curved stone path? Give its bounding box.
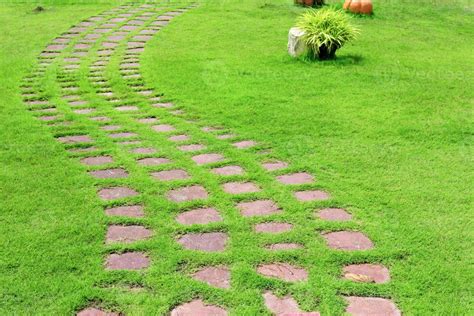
[21,2,400,315]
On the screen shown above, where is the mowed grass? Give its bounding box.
[0,0,472,315]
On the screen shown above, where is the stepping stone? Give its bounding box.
[255,222,293,234]
[68,146,97,153]
[151,102,174,108]
[69,101,87,107]
[201,126,221,132]
[343,264,390,284]
[169,134,189,142]
[277,172,314,185]
[151,21,169,26]
[38,115,59,121]
[345,297,401,316]
[191,153,224,165]
[170,300,227,316]
[211,165,244,176]
[108,132,137,139]
[167,185,208,202]
[107,35,124,41]
[137,157,170,166]
[100,125,121,131]
[127,47,145,53]
[133,35,152,41]
[263,291,320,316]
[137,90,153,96]
[106,225,152,244]
[323,231,374,251]
[26,100,48,105]
[216,133,236,140]
[76,307,119,316]
[105,252,149,270]
[85,34,101,39]
[64,57,80,63]
[237,200,281,217]
[176,207,222,225]
[294,190,330,202]
[178,144,206,152]
[151,169,189,181]
[98,187,138,200]
[222,182,260,194]
[232,140,257,149]
[262,161,288,171]
[317,208,352,221]
[152,124,175,132]
[138,117,158,124]
[89,168,128,179]
[115,105,138,111]
[266,243,303,250]
[257,263,308,282]
[46,44,66,51]
[193,266,230,289]
[105,205,144,218]
[130,147,156,154]
[90,116,111,122]
[74,108,95,115]
[74,43,91,50]
[177,232,228,252]
[110,17,127,22]
[117,140,141,146]
[57,135,92,144]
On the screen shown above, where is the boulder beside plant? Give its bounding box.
[288,27,307,57]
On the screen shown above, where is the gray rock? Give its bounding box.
[288,27,306,57]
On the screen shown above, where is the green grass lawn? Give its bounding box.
[0,0,472,315]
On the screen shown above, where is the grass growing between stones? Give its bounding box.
[0,0,472,315]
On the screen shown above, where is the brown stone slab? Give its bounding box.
[266,243,303,250]
[211,165,244,176]
[317,208,352,221]
[115,105,138,111]
[57,135,92,144]
[177,232,228,252]
[191,153,224,165]
[263,291,320,316]
[169,134,190,142]
[130,147,156,154]
[105,252,149,270]
[81,156,113,166]
[170,300,227,316]
[89,168,128,179]
[105,205,144,218]
[137,117,159,124]
[176,208,222,225]
[76,307,119,316]
[255,222,293,234]
[178,144,206,152]
[152,124,175,132]
[137,157,170,166]
[108,132,137,139]
[98,187,138,200]
[100,125,121,131]
[232,140,257,149]
[151,169,189,181]
[193,266,230,289]
[167,185,208,202]
[106,225,152,244]
[277,172,314,185]
[294,190,330,202]
[237,200,281,217]
[345,297,401,316]
[323,231,374,251]
[222,182,260,194]
[343,264,390,284]
[262,161,288,171]
[74,108,95,115]
[257,263,308,282]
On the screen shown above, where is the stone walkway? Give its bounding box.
[22,3,400,315]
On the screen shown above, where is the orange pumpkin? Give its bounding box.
[343,0,373,15]
[360,0,373,14]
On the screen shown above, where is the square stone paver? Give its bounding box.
[105,252,149,270]
[167,185,208,202]
[177,232,228,252]
[237,200,281,217]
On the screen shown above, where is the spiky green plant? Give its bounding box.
[296,8,359,60]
